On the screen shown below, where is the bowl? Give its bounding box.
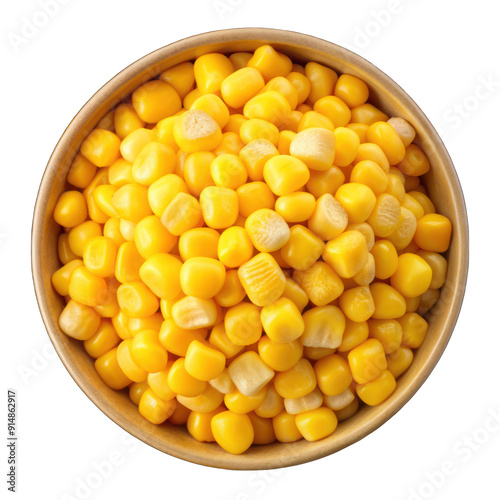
[32,28,468,470]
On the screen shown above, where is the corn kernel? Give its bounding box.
[386,117,415,147]
[227,351,274,397]
[305,62,338,104]
[272,410,302,442]
[210,154,247,189]
[129,381,149,406]
[199,186,239,229]
[82,236,116,278]
[115,241,144,283]
[211,411,254,454]
[390,253,432,298]
[260,297,305,343]
[370,282,407,319]
[116,339,148,382]
[190,93,230,129]
[180,257,226,299]
[348,338,387,384]
[220,67,265,108]
[68,266,107,307]
[239,138,279,182]
[398,144,430,176]
[274,358,316,399]
[139,253,182,300]
[173,110,222,153]
[132,80,181,123]
[171,296,217,330]
[314,95,351,127]
[68,221,102,257]
[339,285,375,322]
[414,213,452,252]
[247,45,292,82]
[158,61,195,99]
[399,312,428,348]
[297,111,334,132]
[286,71,311,104]
[338,319,369,352]
[116,281,159,318]
[139,388,176,424]
[306,166,345,198]
[295,407,338,441]
[387,346,414,378]
[131,329,168,373]
[158,318,207,356]
[217,226,253,268]
[59,299,101,340]
[284,386,323,415]
[368,319,402,354]
[67,153,97,189]
[224,302,262,346]
[280,225,325,271]
[240,118,280,146]
[263,155,310,195]
[366,121,405,165]
[288,127,336,173]
[148,173,188,217]
[236,181,275,218]
[95,347,131,390]
[308,194,348,241]
[322,230,368,279]
[52,259,83,296]
[351,103,389,125]
[323,388,355,411]
[213,270,246,308]
[334,74,369,108]
[161,192,202,235]
[112,183,152,223]
[301,305,346,350]
[127,313,163,336]
[315,354,352,396]
[408,191,436,215]
[366,193,401,237]
[166,358,206,397]
[356,369,396,406]
[183,340,226,382]
[335,183,376,223]
[53,191,88,228]
[80,129,121,167]
[416,250,447,289]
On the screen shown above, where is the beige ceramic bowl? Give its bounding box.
[32,28,468,470]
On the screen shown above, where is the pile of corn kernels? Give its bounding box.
[52,45,452,455]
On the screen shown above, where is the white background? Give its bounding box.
[2,1,499,499]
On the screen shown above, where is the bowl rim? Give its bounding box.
[32,27,469,470]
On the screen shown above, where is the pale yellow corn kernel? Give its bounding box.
[386,207,417,250]
[247,45,292,82]
[67,153,97,189]
[306,166,345,198]
[322,230,369,279]
[199,186,239,229]
[158,318,207,356]
[386,117,415,148]
[68,221,102,257]
[224,302,262,346]
[346,223,374,253]
[370,282,407,319]
[297,111,335,132]
[177,384,224,413]
[167,358,206,397]
[338,319,369,352]
[173,110,222,153]
[237,252,286,307]
[351,103,389,125]
[385,172,406,204]
[293,261,344,307]
[160,192,202,236]
[301,305,346,349]
[132,80,181,123]
[280,225,325,271]
[263,155,310,195]
[335,397,360,421]
[172,296,218,330]
[366,193,401,238]
[335,182,377,223]
[180,257,226,299]
[221,67,265,108]
[260,297,305,343]
[334,74,369,108]
[324,388,355,411]
[214,270,246,308]
[245,208,290,253]
[217,226,253,268]
[95,347,132,390]
[190,93,230,129]
[239,138,279,181]
[289,127,336,171]
[243,91,291,127]
[353,252,376,286]
[228,351,274,397]
[368,319,403,354]
[284,387,323,415]
[398,144,431,177]
[210,154,248,189]
[282,278,309,313]
[209,368,236,395]
[159,61,195,99]
[339,285,375,322]
[402,194,425,220]
[116,281,159,318]
[255,384,284,419]
[286,71,311,104]
[193,53,234,94]
[307,193,348,241]
[59,299,101,340]
[305,62,338,104]
[139,253,182,300]
[236,181,275,218]
[334,127,360,167]
[239,118,280,146]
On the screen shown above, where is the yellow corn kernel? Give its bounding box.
[386,207,417,250]
[166,358,205,397]
[216,226,252,268]
[134,215,177,259]
[139,388,176,424]
[224,385,268,414]
[315,354,353,396]
[227,51,251,70]
[211,411,253,455]
[59,299,100,340]
[351,103,389,125]
[131,142,176,186]
[95,347,131,390]
[350,159,388,196]
[366,121,405,165]
[354,142,390,173]
[286,71,311,105]
[103,217,126,247]
[172,296,217,330]
[306,168,344,199]
[390,253,433,299]
[187,406,224,442]
[139,253,182,300]
[338,319,369,352]
[339,285,375,322]
[305,61,338,104]
[295,406,338,441]
[247,45,292,81]
[243,91,291,128]
[53,191,88,228]
[111,183,152,223]
[293,262,344,307]
[348,338,387,384]
[160,289,184,319]
[80,129,121,168]
[228,351,274,397]
[115,241,144,283]
[387,345,414,378]
[260,297,305,343]
[366,193,401,238]
[274,358,316,399]
[194,53,233,94]
[199,186,238,229]
[180,257,226,299]
[288,127,335,173]
[246,412,275,445]
[398,144,430,176]
[264,152,313,195]
[119,219,136,241]
[117,281,159,318]
[370,282,407,319]
[414,214,452,253]
[402,193,425,220]
[261,77,298,109]
[93,280,120,318]
[147,173,188,217]
[190,93,230,129]
[346,223,374,253]
[210,154,247,190]
[82,236,116,278]
[173,109,222,153]
[334,74,369,108]
[239,138,279,181]
[239,118,280,146]
[67,153,97,189]
[308,193,348,240]
[418,288,440,315]
[52,259,83,296]
[178,227,219,261]
[277,130,296,155]
[183,87,202,109]
[368,319,402,354]
[387,117,415,147]
[416,250,447,289]
[116,338,148,382]
[220,67,265,109]
[313,95,351,127]
[322,230,369,279]
[224,302,262,346]
[213,131,245,156]
[157,317,205,356]
[93,184,119,218]
[112,310,132,340]
[236,182,275,219]
[131,329,168,373]
[129,381,149,406]
[127,313,163,336]
[208,323,244,359]
[257,335,302,372]
[238,252,286,307]
[183,340,226,382]
[132,80,181,123]
[274,192,315,224]
[223,114,248,135]
[334,183,376,223]
[271,410,302,442]
[297,111,334,132]
[177,384,224,414]
[385,172,405,204]
[408,191,435,215]
[159,61,195,99]
[67,266,106,307]
[213,270,245,308]
[399,312,428,348]
[281,278,308,313]
[160,192,202,236]
[347,122,369,143]
[280,225,324,271]
[356,369,396,406]
[405,295,421,313]
[333,127,360,167]
[113,103,145,140]
[119,128,155,163]
[244,208,290,253]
